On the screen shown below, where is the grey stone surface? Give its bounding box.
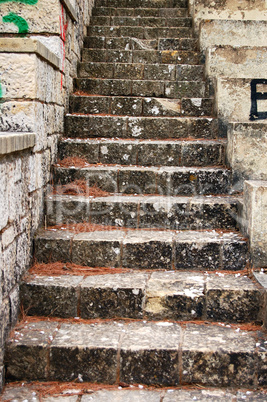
[182,324,257,387]
[82,389,161,401]
[50,322,121,382]
[80,272,148,318]
[120,321,181,385]
[21,275,83,318]
[145,271,205,320]
[163,388,235,401]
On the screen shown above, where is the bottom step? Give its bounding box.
[2,383,267,401]
[6,319,267,388]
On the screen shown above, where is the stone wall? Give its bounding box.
[189,0,267,266]
[0,0,95,390]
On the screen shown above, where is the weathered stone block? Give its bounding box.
[122,231,173,269]
[120,322,180,385]
[206,274,263,323]
[21,275,83,318]
[59,138,99,163]
[143,98,181,116]
[90,197,138,227]
[182,324,257,387]
[34,230,73,263]
[221,236,248,270]
[111,97,143,116]
[49,322,120,382]
[99,141,138,165]
[145,272,205,320]
[118,167,157,194]
[72,231,124,267]
[78,61,114,79]
[65,115,128,138]
[80,272,147,319]
[6,321,58,381]
[69,95,110,114]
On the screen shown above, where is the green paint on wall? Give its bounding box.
[0,0,38,4]
[2,12,29,35]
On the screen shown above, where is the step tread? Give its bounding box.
[2,385,267,401]
[21,270,263,322]
[88,26,193,39]
[6,319,266,386]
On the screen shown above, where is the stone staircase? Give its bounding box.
[4,0,267,394]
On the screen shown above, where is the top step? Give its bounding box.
[92,7,188,17]
[95,0,188,8]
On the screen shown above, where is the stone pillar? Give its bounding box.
[243,181,267,267]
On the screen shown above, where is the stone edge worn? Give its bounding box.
[61,0,78,22]
[0,133,36,155]
[0,38,60,70]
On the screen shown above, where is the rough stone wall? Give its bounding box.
[189,0,267,266]
[0,0,95,390]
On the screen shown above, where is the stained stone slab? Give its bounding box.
[20,275,83,318]
[81,389,161,401]
[122,230,173,269]
[72,231,124,267]
[88,26,192,40]
[206,274,263,323]
[1,386,41,401]
[6,321,58,380]
[163,388,235,401]
[120,321,181,385]
[145,271,205,320]
[34,230,74,263]
[80,272,148,319]
[49,322,121,383]
[65,114,218,140]
[46,194,90,225]
[182,324,257,387]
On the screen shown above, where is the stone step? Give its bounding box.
[21,271,263,322]
[70,95,212,117]
[6,319,265,387]
[92,7,188,17]
[73,78,207,98]
[65,115,220,140]
[46,193,238,230]
[90,16,192,28]
[58,138,225,167]
[78,62,204,82]
[84,37,197,51]
[88,25,193,39]
[95,0,188,9]
[34,229,248,270]
[82,48,200,65]
[2,385,267,402]
[52,165,231,196]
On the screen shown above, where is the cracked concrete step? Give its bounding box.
[46,194,238,230]
[78,62,204,81]
[53,165,231,196]
[2,386,267,402]
[84,37,197,51]
[69,95,212,117]
[82,48,201,65]
[88,25,193,39]
[34,229,248,270]
[92,7,188,17]
[65,115,220,140]
[6,319,266,387]
[90,16,192,28]
[73,78,207,98]
[96,0,187,7]
[58,138,225,167]
[21,271,264,322]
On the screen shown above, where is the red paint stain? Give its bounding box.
[59,4,68,89]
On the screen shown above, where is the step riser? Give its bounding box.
[21,273,263,323]
[74,78,207,98]
[70,96,212,117]
[58,140,225,167]
[88,26,193,39]
[92,7,188,17]
[35,230,248,271]
[82,49,200,65]
[65,116,220,140]
[78,63,204,82]
[91,16,192,28]
[6,320,265,388]
[53,167,231,196]
[84,37,197,51]
[95,0,188,10]
[46,197,237,230]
